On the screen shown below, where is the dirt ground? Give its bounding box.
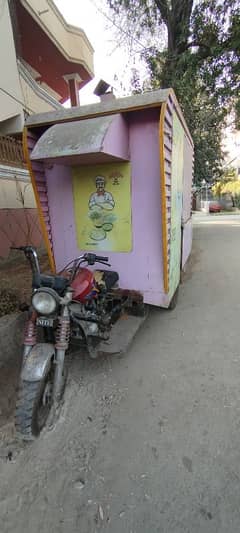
[1,215,240,532]
[0,252,50,316]
[0,252,50,445]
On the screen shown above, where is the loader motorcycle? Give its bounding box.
[13,246,143,440]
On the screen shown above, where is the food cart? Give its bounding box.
[24,88,193,309]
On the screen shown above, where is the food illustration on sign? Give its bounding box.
[72,162,132,252]
[88,176,117,241]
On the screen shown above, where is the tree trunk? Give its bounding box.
[156,0,194,87]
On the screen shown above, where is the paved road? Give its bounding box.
[193,212,240,224]
[1,215,240,533]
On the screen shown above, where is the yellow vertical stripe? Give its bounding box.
[159,103,169,293]
[22,126,56,273]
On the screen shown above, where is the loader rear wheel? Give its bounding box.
[168,287,179,310]
[87,336,101,359]
[15,363,54,441]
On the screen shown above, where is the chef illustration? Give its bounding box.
[89,176,115,210]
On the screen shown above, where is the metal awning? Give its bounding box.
[30,114,129,165]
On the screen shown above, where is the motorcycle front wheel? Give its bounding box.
[15,362,54,440]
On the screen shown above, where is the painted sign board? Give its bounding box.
[72,162,132,252]
[169,112,184,298]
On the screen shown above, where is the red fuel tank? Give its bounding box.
[71,268,94,302]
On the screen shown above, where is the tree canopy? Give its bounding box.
[212,168,240,208]
[107,0,240,185]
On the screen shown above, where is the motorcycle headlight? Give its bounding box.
[32,289,58,315]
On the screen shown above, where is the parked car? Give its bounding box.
[209,200,221,213]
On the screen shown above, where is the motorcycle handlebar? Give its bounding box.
[83,253,109,265]
[60,253,111,279]
[95,255,109,262]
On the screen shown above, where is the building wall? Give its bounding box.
[0,1,61,135]
[0,168,43,258]
[21,0,94,76]
[0,208,43,258]
[0,1,23,129]
[0,175,35,209]
[0,0,94,256]
[19,75,60,115]
[0,0,94,135]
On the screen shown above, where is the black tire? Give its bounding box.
[168,287,179,311]
[87,336,101,359]
[128,302,148,317]
[15,364,54,441]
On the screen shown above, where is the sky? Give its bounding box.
[54,0,140,105]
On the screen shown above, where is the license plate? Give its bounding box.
[36,317,54,327]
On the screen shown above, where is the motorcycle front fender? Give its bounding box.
[21,343,55,382]
[74,316,103,338]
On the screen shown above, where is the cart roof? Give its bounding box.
[26,88,193,145]
[26,88,169,126]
